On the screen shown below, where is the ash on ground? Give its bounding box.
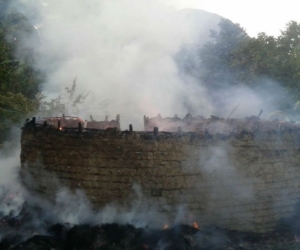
[0,202,300,250]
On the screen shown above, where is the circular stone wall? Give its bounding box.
[20,126,300,232]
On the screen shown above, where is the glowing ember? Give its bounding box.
[193,221,200,229]
[163,224,169,230]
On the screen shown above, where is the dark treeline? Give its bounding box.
[0,0,85,142]
[0,0,42,141]
[195,19,300,112]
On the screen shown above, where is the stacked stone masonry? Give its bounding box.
[20,126,300,232]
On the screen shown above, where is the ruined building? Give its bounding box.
[20,114,300,232]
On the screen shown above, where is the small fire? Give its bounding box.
[163,224,169,230]
[59,127,62,130]
[193,221,200,230]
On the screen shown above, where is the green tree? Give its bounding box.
[199,19,250,91]
[231,33,278,81]
[197,19,300,111]
[0,0,42,141]
[276,22,300,91]
[0,0,41,98]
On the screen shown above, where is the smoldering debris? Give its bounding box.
[1,205,300,250]
[144,112,300,134]
[2,128,300,249]
[0,170,299,250]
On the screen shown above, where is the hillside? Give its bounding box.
[175,8,230,45]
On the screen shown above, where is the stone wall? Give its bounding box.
[20,126,300,232]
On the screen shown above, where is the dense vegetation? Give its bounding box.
[0,0,87,142]
[198,19,300,111]
[0,0,41,141]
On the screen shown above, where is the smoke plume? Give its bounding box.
[13,0,218,129]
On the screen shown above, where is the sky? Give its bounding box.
[169,0,300,37]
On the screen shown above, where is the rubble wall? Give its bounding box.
[20,127,300,232]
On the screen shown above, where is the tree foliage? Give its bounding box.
[198,20,300,111]
[0,0,43,140]
[0,0,41,98]
[0,92,37,126]
[199,19,249,90]
[37,78,89,117]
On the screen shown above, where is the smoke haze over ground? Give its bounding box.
[0,140,170,244]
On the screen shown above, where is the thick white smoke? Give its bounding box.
[0,128,25,219]
[50,184,170,228]
[0,150,24,218]
[16,0,216,129]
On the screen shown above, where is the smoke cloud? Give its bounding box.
[14,0,218,129]
[0,128,25,218]
[12,0,289,131]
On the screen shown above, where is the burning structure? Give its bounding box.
[144,113,205,132]
[35,115,121,131]
[20,114,300,232]
[86,115,120,130]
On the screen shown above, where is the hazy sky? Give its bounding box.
[170,0,300,37]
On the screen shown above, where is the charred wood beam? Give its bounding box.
[153,127,158,137]
[78,122,82,133]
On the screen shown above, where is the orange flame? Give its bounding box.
[193,221,200,230]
